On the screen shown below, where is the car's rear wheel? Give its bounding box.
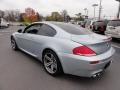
[43,50,63,76]
[11,37,18,50]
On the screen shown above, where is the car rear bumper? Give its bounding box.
[58,47,115,77]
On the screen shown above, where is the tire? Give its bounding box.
[43,50,63,76]
[11,37,18,50]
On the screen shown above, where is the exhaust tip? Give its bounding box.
[92,72,103,78]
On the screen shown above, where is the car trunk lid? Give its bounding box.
[71,33,111,55]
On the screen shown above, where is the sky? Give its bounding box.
[0,0,119,18]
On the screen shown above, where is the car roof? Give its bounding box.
[32,21,93,37]
[33,21,71,38]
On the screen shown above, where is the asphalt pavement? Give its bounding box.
[0,26,120,90]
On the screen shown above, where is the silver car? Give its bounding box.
[105,20,120,39]
[11,22,115,78]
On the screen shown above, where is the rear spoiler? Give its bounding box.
[103,36,112,42]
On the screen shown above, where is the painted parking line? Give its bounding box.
[112,44,120,49]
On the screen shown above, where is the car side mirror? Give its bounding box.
[17,29,22,33]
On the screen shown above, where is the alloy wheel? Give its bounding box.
[43,53,58,74]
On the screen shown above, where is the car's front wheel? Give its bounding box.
[11,37,18,50]
[43,50,63,76]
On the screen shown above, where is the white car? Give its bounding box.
[0,18,9,28]
[105,20,120,39]
[85,20,95,30]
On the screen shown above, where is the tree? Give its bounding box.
[46,12,63,21]
[36,12,43,21]
[51,12,63,21]
[0,10,4,18]
[66,15,71,22]
[22,7,40,23]
[4,10,20,22]
[61,10,68,22]
[19,13,25,22]
[75,13,84,21]
[61,10,71,22]
[46,15,52,21]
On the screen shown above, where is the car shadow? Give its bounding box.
[112,38,120,43]
[17,49,43,65]
[0,26,9,29]
[57,71,110,84]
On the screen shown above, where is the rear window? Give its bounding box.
[52,22,92,35]
[94,21,108,26]
[108,20,120,27]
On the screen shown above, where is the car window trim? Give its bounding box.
[23,23,42,33]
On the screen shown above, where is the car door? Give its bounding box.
[28,24,57,57]
[16,24,40,56]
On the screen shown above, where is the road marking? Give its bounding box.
[112,44,120,49]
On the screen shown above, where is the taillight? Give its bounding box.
[73,46,96,56]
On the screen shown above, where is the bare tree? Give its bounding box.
[0,10,4,18]
[4,10,20,22]
[0,10,4,26]
[75,13,84,21]
[61,10,68,22]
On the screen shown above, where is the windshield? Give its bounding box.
[52,22,93,35]
[108,20,120,27]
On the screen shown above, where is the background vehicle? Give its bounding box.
[69,20,76,24]
[105,20,120,39]
[76,21,82,25]
[85,20,95,30]
[80,21,86,28]
[11,22,115,78]
[0,18,9,28]
[76,21,86,28]
[93,20,109,35]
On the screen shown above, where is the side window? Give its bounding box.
[38,24,56,36]
[25,24,40,34]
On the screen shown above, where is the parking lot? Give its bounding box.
[0,26,120,90]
